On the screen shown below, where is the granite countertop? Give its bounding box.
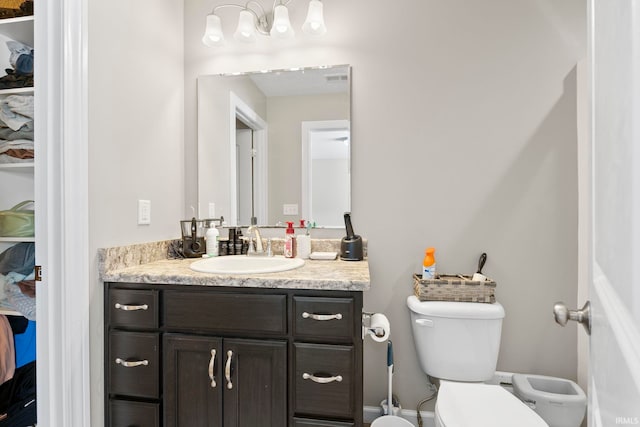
[99,239,370,291]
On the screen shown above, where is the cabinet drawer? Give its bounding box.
[293,296,354,342]
[109,331,160,398]
[109,399,160,427]
[109,289,159,329]
[294,343,355,419]
[293,418,354,427]
[164,290,287,335]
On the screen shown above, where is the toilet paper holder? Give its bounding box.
[362,311,390,340]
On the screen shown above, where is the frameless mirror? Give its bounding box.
[197,65,351,228]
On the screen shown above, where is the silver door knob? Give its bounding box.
[553,301,591,335]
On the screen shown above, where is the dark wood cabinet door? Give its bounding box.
[223,338,287,427]
[164,334,223,427]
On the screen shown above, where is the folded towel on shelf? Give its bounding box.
[0,272,35,320]
[4,94,33,118]
[0,96,33,131]
[0,122,33,141]
[0,243,34,276]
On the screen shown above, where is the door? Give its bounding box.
[164,335,223,427]
[223,338,287,427]
[589,0,640,425]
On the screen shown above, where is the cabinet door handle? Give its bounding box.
[302,312,343,321]
[225,350,233,390]
[115,358,148,368]
[302,372,343,383]
[208,349,217,388]
[114,303,149,311]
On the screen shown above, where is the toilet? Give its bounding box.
[407,296,557,427]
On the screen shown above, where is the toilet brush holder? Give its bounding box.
[380,396,402,416]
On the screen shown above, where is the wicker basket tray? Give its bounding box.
[413,274,496,303]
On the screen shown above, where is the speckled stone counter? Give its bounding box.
[99,239,370,291]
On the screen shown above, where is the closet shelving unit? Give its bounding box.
[0,14,35,317]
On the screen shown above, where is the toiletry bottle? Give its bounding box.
[206,225,220,257]
[297,220,311,259]
[422,247,436,279]
[284,221,297,258]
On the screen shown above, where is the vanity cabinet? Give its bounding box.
[105,283,364,427]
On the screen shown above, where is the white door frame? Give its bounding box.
[36,0,91,425]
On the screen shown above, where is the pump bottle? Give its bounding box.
[284,222,297,258]
[206,225,220,257]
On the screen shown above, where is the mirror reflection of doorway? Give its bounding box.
[302,120,351,227]
[236,120,254,225]
[230,92,267,226]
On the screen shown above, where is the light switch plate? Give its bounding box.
[283,204,298,215]
[138,200,151,225]
[208,202,216,218]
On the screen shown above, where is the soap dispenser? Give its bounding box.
[284,221,297,258]
[297,220,311,259]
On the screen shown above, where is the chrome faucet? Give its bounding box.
[247,225,264,255]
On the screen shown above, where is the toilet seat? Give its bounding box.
[435,381,548,427]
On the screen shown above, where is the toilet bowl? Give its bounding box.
[371,415,414,427]
[407,296,551,427]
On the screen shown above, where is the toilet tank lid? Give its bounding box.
[407,296,505,319]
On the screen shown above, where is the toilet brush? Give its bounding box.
[387,341,393,415]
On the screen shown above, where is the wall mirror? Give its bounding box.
[197,64,351,228]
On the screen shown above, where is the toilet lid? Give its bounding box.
[436,381,548,427]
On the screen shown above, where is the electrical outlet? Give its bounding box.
[283,204,298,215]
[138,200,151,225]
[208,202,216,218]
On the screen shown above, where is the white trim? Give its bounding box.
[36,0,91,425]
[229,92,268,225]
[590,376,603,427]
[592,262,640,395]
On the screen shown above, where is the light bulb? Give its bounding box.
[302,0,326,36]
[234,10,257,43]
[270,4,294,39]
[202,14,225,47]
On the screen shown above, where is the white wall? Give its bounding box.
[267,93,348,224]
[185,0,586,412]
[87,0,185,425]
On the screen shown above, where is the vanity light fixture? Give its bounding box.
[202,0,326,47]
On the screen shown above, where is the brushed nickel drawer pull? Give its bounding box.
[208,349,217,388]
[115,358,149,368]
[225,350,233,389]
[302,372,343,383]
[302,312,343,321]
[114,303,149,311]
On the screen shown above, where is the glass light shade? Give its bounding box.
[302,0,326,36]
[202,14,225,47]
[270,4,294,39]
[234,10,257,43]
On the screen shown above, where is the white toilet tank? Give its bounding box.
[407,296,505,382]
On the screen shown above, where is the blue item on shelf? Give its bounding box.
[13,320,35,368]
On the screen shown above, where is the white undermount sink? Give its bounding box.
[190,255,305,275]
